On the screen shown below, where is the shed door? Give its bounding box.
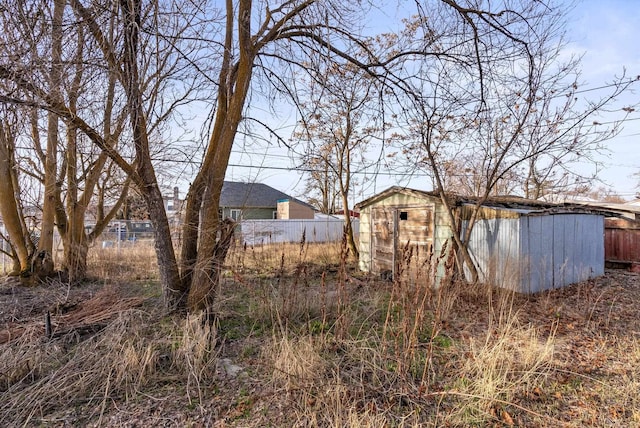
[371,207,434,278]
[396,207,434,281]
[371,207,395,276]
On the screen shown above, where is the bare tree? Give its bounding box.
[293,62,385,258]
[0,0,206,285]
[0,1,135,281]
[177,0,382,313]
[300,151,338,214]
[4,0,631,312]
[388,1,638,281]
[0,108,35,274]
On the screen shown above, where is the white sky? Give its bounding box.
[568,0,640,199]
[218,0,640,204]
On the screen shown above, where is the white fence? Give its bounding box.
[238,217,359,245]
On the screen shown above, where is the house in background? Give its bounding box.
[220,181,314,220]
[276,198,314,219]
[163,182,316,222]
[356,186,605,294]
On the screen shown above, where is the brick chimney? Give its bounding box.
[173,186,180,211]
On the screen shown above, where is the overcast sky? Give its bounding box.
[221,0,640,203]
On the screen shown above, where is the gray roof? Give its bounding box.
[356,186,608,215]
[220,181,313,210]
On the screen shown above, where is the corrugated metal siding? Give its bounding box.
[521,216,553,293]
[464,217,521,290]
[550,214,604,288]
[552,215,570,287]
[466,213,604,293]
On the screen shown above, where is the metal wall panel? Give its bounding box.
[521,216,553,293]
[464,217,521,290]
[467,213,604,293]
[557,214,604,286]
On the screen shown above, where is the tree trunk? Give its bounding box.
[0,122,29,273]
[181,0,255,314]
[120,0,182,310]
[187,216,236,314]
[38,0,65,275]
[340,187,359,258]
[178,176,205,294]
[146,185,183,310]
[423,130,480,283]
[62,18,88,284]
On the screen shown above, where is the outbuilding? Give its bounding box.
[355,187,605,293]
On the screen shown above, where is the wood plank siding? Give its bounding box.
[370,207,434,278]
[605,217,640,272]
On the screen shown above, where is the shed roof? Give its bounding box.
[569,200,640,217]
[356,186,607,216]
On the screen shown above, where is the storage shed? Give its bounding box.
[356,187,605,293]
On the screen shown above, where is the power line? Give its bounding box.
[571,76,640,96]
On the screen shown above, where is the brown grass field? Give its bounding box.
[1,240,639,427]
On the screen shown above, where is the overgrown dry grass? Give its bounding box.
[87,241,158,282]
[1,239,639,427]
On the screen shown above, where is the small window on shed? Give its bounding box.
[399,211,408,221]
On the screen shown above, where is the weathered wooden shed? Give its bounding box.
[355,187,605,293]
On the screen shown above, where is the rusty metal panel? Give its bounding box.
[605,218,640,270]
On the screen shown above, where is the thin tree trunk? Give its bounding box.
[0,122,29,272]
[339,176,358,258]
[63,20,87,283]
[120,0,182,310]
[38,0,65,274]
